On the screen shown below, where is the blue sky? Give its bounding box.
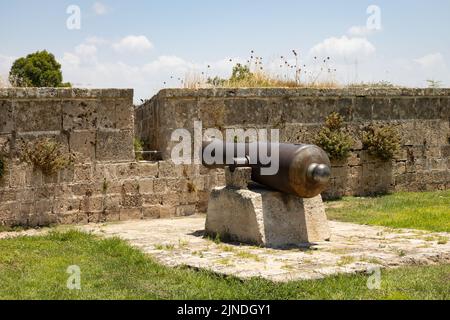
[1,0,449,101]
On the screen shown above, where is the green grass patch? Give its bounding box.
[326,191,450,233]
[0,225,27,233]
[0,230,449,300]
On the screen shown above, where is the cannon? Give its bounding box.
[202,141,331,198]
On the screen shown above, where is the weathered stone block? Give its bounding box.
[138,178,154,194]
[159,206,176,218]
[0,100,14,133]
[62,100,98,130]
[206,186,330,247]
[415,98,442,119]
[116,162,139,179]
[198,98,226,128]
[79,195,104,213]
[69,130,96,162]
[74,164,92,182]
[138,162,158,178]
[15,100,62,132]
[97,99,134,130]
[442,145,450,158]
[176,204,196,217]
[119,208,143,220]
[224,98,248,125]
[391,98,415,120]
[162,192,180,206]
[142,193,162,206]
[158,160,184,177]
[153,178,167,194]
[353,97,373,120]
[225,167,252,189]
[121,179,140,194]
[96,129,134,161]
[143,205,160,219]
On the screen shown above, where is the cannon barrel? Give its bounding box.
[202,141,331,198]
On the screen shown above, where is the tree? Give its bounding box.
[9,50,70,87]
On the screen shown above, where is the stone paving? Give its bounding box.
[77,215,450,282]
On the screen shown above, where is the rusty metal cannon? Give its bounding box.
[202,141,331,198]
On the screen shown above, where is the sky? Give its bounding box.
[1,0,449,102]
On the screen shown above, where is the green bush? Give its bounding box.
[20,138,74,175]
[362,124,400,160]
[230,63,253,82]
[315,112,353,161]
[9,50,71,87]
[134,138,144,161]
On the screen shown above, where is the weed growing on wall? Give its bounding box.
[362,124,400,160]
[315,112,353,161]
[134,138,144,161]
[20,138,74,175]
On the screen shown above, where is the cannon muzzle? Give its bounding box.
[202,141,331,198]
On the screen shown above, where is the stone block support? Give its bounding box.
[205,186,331,248]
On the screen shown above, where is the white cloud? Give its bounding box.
[62,52,81,66]
[85,36,109,46]
[310,36,376,60]
[0,54,15,85]
[143,55,192,72]
[347,25,376,37]
[0,54,15,74]
[68,43,99,66]
[57,36,449,104]
[414,53,446,69]
[93,2,108,15]
[113,35,153,54]
[75,44,97,56]
[60,39,242,102]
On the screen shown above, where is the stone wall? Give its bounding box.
[135,88,450,199]
[0,88,223,227]
[1,87,449,227]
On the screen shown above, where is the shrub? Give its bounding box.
[362,124,400,160]
[20,138,74,175]
[426,79,442,89]
[206,76,226,87]
[9,50,71,87]
[230,63,253,82]
[315,112,353,161]
[134,138,144,161]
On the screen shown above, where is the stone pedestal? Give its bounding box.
[205,186,331,248]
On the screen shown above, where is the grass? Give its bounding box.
[326,190,450,233]
[0,230,449,300]
[209,73,339,89]
[154,243,175,251]
[0,225,27,233]
[337,256,357,266]
[234,250,264,262]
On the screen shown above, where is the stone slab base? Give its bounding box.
[205,186,330,248]
[77,216,450,282]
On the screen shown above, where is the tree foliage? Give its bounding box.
[9,50,70,87]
